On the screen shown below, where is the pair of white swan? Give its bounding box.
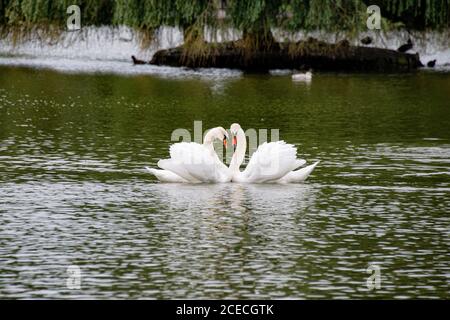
[146,123,319,183]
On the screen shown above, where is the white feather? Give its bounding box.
[145,167,187,183]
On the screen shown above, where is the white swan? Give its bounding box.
[229,123,319,183]
[146,127,231,183]
[292,71,312,82]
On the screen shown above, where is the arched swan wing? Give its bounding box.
[242,141,298,183]
[160,142,229,183]
[276,161,320,183]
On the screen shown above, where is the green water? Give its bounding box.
[0,66,449,299]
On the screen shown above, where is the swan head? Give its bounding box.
[230,123,241,135]
[230,123,242,150]
[204,126,229,147]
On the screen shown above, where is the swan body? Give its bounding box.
[229,123,318,183]
[292,71,312,82]
[147,127,230,183]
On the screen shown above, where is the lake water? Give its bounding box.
[0,65,449,299]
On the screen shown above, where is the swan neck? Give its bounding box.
[203,129,216,146]
[230,128,246,173]
[203,129,217,154]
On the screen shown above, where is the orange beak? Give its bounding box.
[223,138,227,148]
[232,136,237,146]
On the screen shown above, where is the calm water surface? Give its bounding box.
[0,66,449,299]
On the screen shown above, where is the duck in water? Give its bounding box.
[131,55,146,65]
[292,69,312,82]
[397,38,413,53]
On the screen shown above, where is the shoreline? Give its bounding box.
[1,26,449,74]
[150,38,423,73]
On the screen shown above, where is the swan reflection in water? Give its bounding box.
[144,182,318,298]
[148,182,317,243]
[151,182,316,219]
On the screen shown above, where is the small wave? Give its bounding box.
[330,184,450,192]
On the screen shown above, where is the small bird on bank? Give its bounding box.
[131,55,146,65]
[427,60,436,68]
[361,36,372,45]
[397,38,413,53]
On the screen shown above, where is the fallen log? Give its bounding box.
[150,38,423,72]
